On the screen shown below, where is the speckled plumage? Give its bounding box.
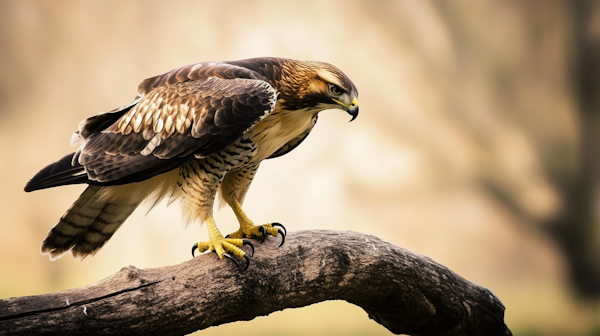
[25,57,358,261]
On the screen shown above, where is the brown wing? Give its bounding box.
[76,76,276,184]
[136,61,268,96]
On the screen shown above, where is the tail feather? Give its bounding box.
[71,202,139,259]
[40,170,180,260]
[41,186,141,260]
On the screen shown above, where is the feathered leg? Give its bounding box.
[181,160,253,269]
[220,164,286,246]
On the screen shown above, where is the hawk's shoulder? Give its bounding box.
[136,61,269,97]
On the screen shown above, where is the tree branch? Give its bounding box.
[0,230,511,336]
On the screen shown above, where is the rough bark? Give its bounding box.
[0,230,511,336]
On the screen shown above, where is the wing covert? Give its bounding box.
[78,76,276,184]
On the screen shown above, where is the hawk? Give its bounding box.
[25,57,359,269]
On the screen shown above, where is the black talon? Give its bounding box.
[277,228,286,247]
[259,226,267,244]
[272,222,286,234]
[222,253,238,267]
[243,255,250,271]
[191,243,198,258]
[225,234,230,238]
[243,240,255,257]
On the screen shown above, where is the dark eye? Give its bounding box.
[329,84,344,96]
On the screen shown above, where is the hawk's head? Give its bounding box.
[303,60,359,121]
[255,58,359,121]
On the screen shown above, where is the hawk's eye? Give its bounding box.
[329,84,343,96]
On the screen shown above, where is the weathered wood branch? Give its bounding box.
[0,230,511,336]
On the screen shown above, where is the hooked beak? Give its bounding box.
[333,97,359,122]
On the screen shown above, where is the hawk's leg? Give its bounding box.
[220,164,286,246]
[192,216,254,270]
[180,159,254,269]
[226,199,286,246]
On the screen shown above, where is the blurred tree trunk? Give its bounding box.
[549,0,600,296]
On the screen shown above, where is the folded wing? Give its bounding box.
[26,70,276,191]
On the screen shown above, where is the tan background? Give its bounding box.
[0,1,598,335]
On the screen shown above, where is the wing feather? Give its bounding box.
[136,61,266,97]
[26,61,277,191]
[78,76,276,184]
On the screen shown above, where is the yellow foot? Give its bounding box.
[191,238,255,270]
[226,222,286,246]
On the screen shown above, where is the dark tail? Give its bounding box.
[24,153,89,192]
[41,185,143,260]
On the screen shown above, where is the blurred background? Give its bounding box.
[1,0,599,335]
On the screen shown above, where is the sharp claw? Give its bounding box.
[222,253,238,267]
[243,240,255,257]
[272,222,286,234]
[192,243,198,258]
[243,255,250,271]
[259,226,267,244]
[225,234,230,238]
[277,228,286,247]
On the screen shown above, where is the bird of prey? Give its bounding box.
[25,57,359,269]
